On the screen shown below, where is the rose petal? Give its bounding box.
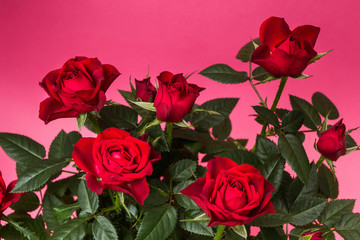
[207,157,237,180]
[39,97,79,124]
[86,174,104,194]
[292,25,320,48]
[101,64,121,92]
[108,177,149,205]
[73,138,102,177]
[259,17,291,51]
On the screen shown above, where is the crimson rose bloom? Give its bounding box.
[301,231,323,240]
[0,172,22,218]
[135,77,157,102]
[154,71,204,122]
[251,17,320,78]
[181,156,275,226]
[39,57,120,124]
[317,119,346,161]
[72,128,160,205]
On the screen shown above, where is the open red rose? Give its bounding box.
[39,57,120,124]
[181,156,275,226]
[0,172,22,218]
[251,17,320,78]
[135,77,157,102]
[301,231,323,240]
[317,119,346,161]
[72,128,160,205]
[154,71,204,122]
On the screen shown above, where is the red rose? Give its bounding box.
[39,57,120,124]
[154,71,204,122]
[180,156,275,226]
[135,77,157,102]
[251,17,320,78]
[301,231,323,240]
[0,172,22,218]
[317,119,346,161]
[72,128,160,205]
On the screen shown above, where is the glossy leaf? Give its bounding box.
[199,64,248,84]
[50,218,87,240]
[290,196,327,226]
[319,199,355,228]
[252,106,280,127]
[171,159,197,182]
[312,92,339,120]
[334,213,360,239]
[290,95,321,130]
[281,111,305,133]
[318,164,339,199]
[93,216,118,240]
[236,38,261,62]
[78,180,99,214]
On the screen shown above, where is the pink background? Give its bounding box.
[1,0,360,215]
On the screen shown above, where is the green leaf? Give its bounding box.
[236,38,261,62]
[318,164,339,199]
[212,117,232,141]
[252,67,270,81]
[179,211,213,236]
[49,130,74,160]
[99,105,138,130]
[0,132,45,165]
[171,159,197,182]
[136,205,177,240]
[12,159,69,193]
[260,227,286,240]
[76,113,87,131]
[249,214,292,227]
[309,49,333,64]
[252,106,280,127]
[311,92,339,120]
[173,181,200,210]
[200,140,237,154]
[92,216,118,240]
[5,218,37,240]
[278,134,310,185]
[255,135,280,161]
[43,194,67,230]
[289,95,321,130]
[50,218,87,240]
[290,196,327,226]
[199,64,248,84]
[67,131,82,145]
[232,225,247,239]
[260,155,285,194]
[319,199,355,228]
[190,98,239,129]
[119,90,154,118]
[10,192,39,213]
[281,111,305,133]
[218,149,262,167]
[78,180,99,214]
[129,100,156,112]
[334,213,360,239]
[53,203,80,220]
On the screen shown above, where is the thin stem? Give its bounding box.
[249,61,266,107]
[36,190,44,218]
[62,170,78,174]
[316,156,325,168]
[214,225,226,240]
[166,122,173,149]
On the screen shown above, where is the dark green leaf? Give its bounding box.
[252,106,280,127]
[200,140,237,154]
[249,214,292,227]
[173,181,200,210]
[93,216,118,240]
[318,164,339,199]
[212,117,232,140]
[290,196,327,226]
[76,113,87,132]
[319,199,355,228]
[49,130,73,160]
[346,134,357,148]
[334,213,360,239]
[290,95,321,130]
[5,218,37,240]
[260,155,285,194]
[78,180,99,214]
[10,192,39,213]
[312,92,339,120]
[309,49,333,64]
[53,203,80,220]
[282,111,305,133]
[236,38,261,62]
[12,159,69,193]
[199,64,248,84]
[119,90,155,118]
[99,105,138,130]
[278,134,310,185]
[252,67,270,81]
[218,149,262,167]
[256,135,280,161]
[0,132,45,165]
[179,211,213,237]
[171,159,197,182]
[43,194,67,231]
[50,218,87,240]
[67,131,82,145]
[260,227,286,240]
[136,205,177,240]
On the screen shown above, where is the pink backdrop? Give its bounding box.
[1,0,359,215]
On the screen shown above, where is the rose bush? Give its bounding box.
[72,127,160,205]
[0,172,22,218]
[251,16,320,78]
[317,119,346,161]
[39,56,120,124]
[154,71,204,122]
[301,231,323,240]
[135,77,157,102]
[181,156,275,227]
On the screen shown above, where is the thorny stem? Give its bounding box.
[214,225,226,240]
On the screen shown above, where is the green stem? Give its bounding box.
[166,122,173,149]
[249,61,266,107]
[214,225,226,240]
[316,156,325,168]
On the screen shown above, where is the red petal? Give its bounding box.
[101,64,120,92]
[259,17,291,51]
[108,177,150,205]
[157,71,174,84]
[73,138,102,177]
[86,174,104,194]
[207,157,237,180]
[292,25,320,48]
[39,98,79,124]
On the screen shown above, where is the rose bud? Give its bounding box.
[72,128,160,205]
[181,156,275,226]
[317,119,346,161]
[0,172,22,218]
[135,77,157,102]
[301,231,323,240]
[154,71,205,122]
[251,17,320,78]
[39,57,120,124]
